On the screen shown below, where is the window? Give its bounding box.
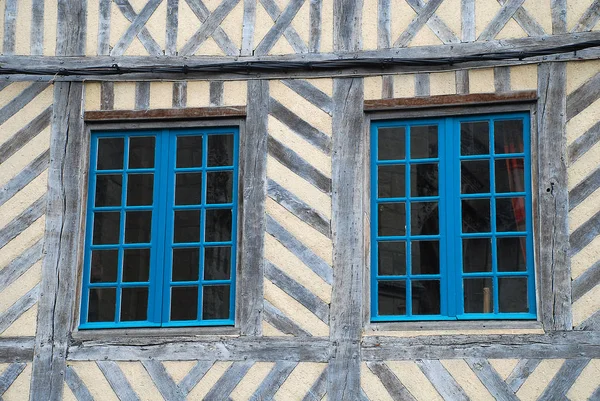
[371,113,535,321]
[80,127,239,329]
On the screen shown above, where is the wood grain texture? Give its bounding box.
[101,82,115,110]
[210,81,224,106]
[0,338,35,362]
[302,365,328,401]
[56,0,87,57]
[204,361,253,401]
[309,0,322,52]
[569,166,600,211]
[572,260,600,302]
[570,209,600,256]
[172,81,187,108]
[0,240,43,290]
[178,361,214,395]
[0,107,51,165]
[98,0,112,55]
[539,359,589,400]
[256,0,308,55]
[506,359,541,393]
[0,83,50,126]
[479,0,525,41]
[572,1,600,33]
[263,300,311,336]
[185,0,239,56]
[0,284,40,334]
[65,366,94,401]
[2,0,18,55]
[113,0,162,56]
[552,0,567,34]
[249,361,297,400]
[0,363,26,395]
[496,0,545,37]
[456,70,469,94]
[0,196,46,249]
[31,0,45,55]
[414,73,430,96]
[404,0,460,44]
[281,79,333,115]
[566,71,600,122]
[395,0,444,47]
[366,362,416,401]
[241,0,257,55]
[494,66,511,92]
[97,361,140,401]
[111,0,162,56]
[142,360,186,401]
[135,82,150,110]
[85,106,246,121]
[417,360,469,401]
[166,0,179,56]
[568,120,600,163]
[466,359,518,401]
[365,91,537,110]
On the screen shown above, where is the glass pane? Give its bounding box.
[206,171,233,204]
[378,165,405,199]
[175,173,202,205]
[497,237,527,272]
[203,285,230,319]
[410,163,438,197]
[123,248,150,282]
[88,288,116,322]
[412,280,440,315]
[494,120,524,154]
[378,281,406,315]
[497,197,526,232]
[464,278,493,313]
[499,277,528,313]
[125,211,152,243]
[120,287,148,321]
[205,209,232,242]
[495,158,525,193]
[93,212,120,245]
[174,210,200,243]
[208,135,234,167]
[462,199,491,233]
[462,238,492,273]
[204,247,232,280]
[172,248,200,282]
[95,175,122,207]
[410,125,438,159]
[378,203,406,237]
[461,160,490,194]
[411,202,438,236]
[378,127,405,161]
[177,136,203,168]
[378,241,406,276]
[90,250,118,283]
[171,286,198,320]
[126,174,154,206]
[411,241,439,274]
[129,137,155,169]
[97,138,124,170]
[461,121,489,155]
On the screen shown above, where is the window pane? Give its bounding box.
[174,210,200,243]
[175,173,202,205]
[412,280,440,315]
[208,135,234,167]
[91,250,118,283]
[411,241,439,274]
[93,212,121,245]
[95,175,122,207]
[127,174,154,206]
[464,278,493,313]
[206,171,233,204]
[378,165,405,199]
[410,125,438,159]
[97,138,124,170]
[378,241,406,276]
[120,287,148,321]
[411,202,438,236]
[378,203,406,237]
[177,136,203,168]
[461,121,489,155]
[497,237,527,272]
[461,160,490,194]
[496,197,526,232]
[499,277,528,313]
[205,209,232,242]
[88,288,116,322]
[410,163,438,197]
[494,120,524,154]
[125,211,152,243]
[495,158,525,193]
[378,281,406,315]
[123,248,150,282]
[129,137,155,169]
[203,285,230,319]
[378,127,405,160]
[171,286,198,320]
[462,238,492,273]
[204,247,232,280]
[172,248,200,282]
[462,199,491,233]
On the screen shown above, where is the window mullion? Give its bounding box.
[445,116,461,319]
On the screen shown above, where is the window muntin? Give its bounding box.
[371,113,535,321]
[81,127,238,329]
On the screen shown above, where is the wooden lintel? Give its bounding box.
[84,106,247,122]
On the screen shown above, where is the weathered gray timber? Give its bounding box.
[142,360,186,401]
[568,120,600,163]
[204,361,253,400]
[0,240,43,291]
[0,285,40,334]
[111,0,162,56]
[404,0,459,44]
[494,66,511,92]
[539,358,589,400]
[0,363,26,396]
[569,167,600,210]
[281,79,333,115]
[479,0,526,41]
[185,0,239,56]
[178,361,214,395]
[497,0,545,36]
[0,196,45,249]
[241,0,256,55]
[98,0,112,55]
[567,71,600,121]
[415,73,430,96]
[135,81,150,110]
[369,319,541,332]
[466,359,519,401]
[238,80,268,336]
[0,107,51,165]
[172,81,187,108]
[458,0,473,94]
[395,0,444,47]
[456,70,470,94]
[30,0,45,55]
[2,0,17,55]
[0,83,50,126]
[578,310,600,331]
[572,260,600,302]
[97,361,141,401]
[309,0,322,52]
[113,0,162,56]
[572,1,600,33]
[537,61,572,331]
[209,81,224,106]
[379,0,394,103]
[417,360,469,401]
[166,0,179,56]
[302,366,328,401]
[0,338,34,362]
[101,82,115,110]
[258,0,308,55]
[506,359,541,393]
[249,361,297,400]
[366,362,416,401]
[570,209,600,255]
[552,0,567,34]
[263,300,311,336]
[65,366,94,401]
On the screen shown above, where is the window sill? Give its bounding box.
[366,320,543,333]
[71,325,241,343]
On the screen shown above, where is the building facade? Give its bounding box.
[1,0,600,399]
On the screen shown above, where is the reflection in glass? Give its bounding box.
[411,163,438,197]
[203,285,230,319]
[174,210,200,243]
[378,203,406,237]
[497,237,527,272]
[378,165,405,198]
[495,158,524,193]
[464,278,493,313]
[461,160,490,194]
[125,211,152,243]
[207,135,234,167]
[93,212,120,244]
[461,121,489,155]
[91,250,118,283]
[497,197,526,232]
[97,138,124,170]
[172,248,200,281]
[177,136,203,168]
[204,247,231,280]
[378,241,406,276]
[206,171,233,204]
[123,248,150,282]
[88,288,116,322]
[411,241,439,274]
[120,287,148,321]
[95,175,122,206]
[494,120,524,154]
[129,137,155,169]
[175,173,202,205]
[378,127,405,160]
[378,281,406,315]
[411,202,438,236]
[171,286,198,320]
[205,209,232,242]
[410,125,438,159]
[499,278,528,312]
[412,280,440,315]
[462,199,491,233]
[127,174,154,206]
[462,238,492,273]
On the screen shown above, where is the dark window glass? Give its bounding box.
[378,203,406,237]
[120,287,148,321]
[93,212,121,245]
[378,281,406,315]
[206,171,233,204]
[177,136,203,168]
[123,248,150,282]
[411,202,438,236]
[171,286,198,320]
[204,247,231,280]
[175,173,202,205]
[378,165,405,198]
[203,285,230,319]
[125,211,152,243]
[88,288,116,322]
[174,210,200,243]
[461,122,489,155]
[464,278,493,313]
[494,120,524,154]
[90,250,119,283]
[410,125,438,159]
[127,174,154,206]
[205,209,232,242]
[496,197,526,232]
[461,160,490,194]
[207,135,234,166]
[462,199,491,233]
[462,238,492,273]
[495,158,524,193]
[411,241,439,274]
[497,237,527,272]
[411,164,438,197]
[97,138,124,170]
[378,241,406,276]
[378,127,405,160]
[499,278,528,312]
[95,175,122,207]
[412,280,440,315]
[172,248,200,282]
[129,137,155,169]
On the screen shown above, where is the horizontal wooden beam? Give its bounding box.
[0,337,35,362]
[364,91,537,111]
[84,106,246,121]
[0,32,598,81]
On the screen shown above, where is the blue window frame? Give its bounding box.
[80,127,239,329]
[371,113,536,321]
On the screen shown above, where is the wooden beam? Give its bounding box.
[0,338,34,362]
[85,106,246,121]
[364,91,537,110]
